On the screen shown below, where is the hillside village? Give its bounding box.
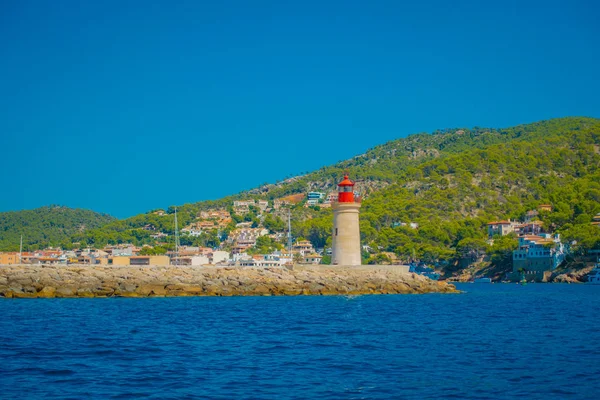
[0,192,336,269]
[0,184,406,268]
[1,187,599,282]
[1,118,599,282]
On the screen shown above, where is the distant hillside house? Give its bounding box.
[110,255,170,266]
[511,234,566,282]
[175,255,210,266]
[257,200,269,211]
[538,204,553,212]
[293,240,315,255]
[238,255,283,268]
[233,200,255,214]
[199,210,230,220]
[524,210,539,223]
[111,246,134,257]
[181,227,203,237]
[303,253,323,265]
[211,251,230,265]
[306,192,326,206]
[0,252,20,265]
[518,221,544,236]
[32,257,67,265]
[228,228,269,254]
[198,221,216,229]
[487,220,516,238]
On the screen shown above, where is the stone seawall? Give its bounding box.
[0,265,458,298]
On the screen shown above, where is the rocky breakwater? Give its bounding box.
[0,265,458,298]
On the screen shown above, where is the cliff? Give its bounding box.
[0,265,458,298]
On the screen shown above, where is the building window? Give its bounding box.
[335,228,338,236]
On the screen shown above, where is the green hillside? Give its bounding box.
[288,118,600,264]
[359,117,600,263]
[0,206,116,251]
[5,117,599,274]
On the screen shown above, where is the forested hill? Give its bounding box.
[74,117,600,259]
[357,117,600,262]
[250,116,600,199]
[0,206,115,251]
[3,117,599,266]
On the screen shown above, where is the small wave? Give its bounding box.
[44,369,76,376]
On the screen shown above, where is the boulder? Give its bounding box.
[10,278,33,286]
[181,285,204,294]
[117,292,143,298]
[135,284,168,296]
[55,286,77,298]
[93,286,115,297]
[308,283,325,294]
[13,291,37,299]
[37,286,56,298]
[119,283,138,293]
[77,288,95,298]
[252,284,272,296]
[22,286,37,294]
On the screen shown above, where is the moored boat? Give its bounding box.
[586,263,600,285]
[409,262,440,281]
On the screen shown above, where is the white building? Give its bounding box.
[211,251,230,265]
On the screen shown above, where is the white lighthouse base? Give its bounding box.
[331,202,362,266]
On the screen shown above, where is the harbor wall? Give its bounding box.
[0,264,456,298]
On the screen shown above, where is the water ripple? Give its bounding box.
[0,284,599,399]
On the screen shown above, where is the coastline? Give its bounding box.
[0,264,458,298]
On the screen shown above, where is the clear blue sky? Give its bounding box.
[1,0,598,218]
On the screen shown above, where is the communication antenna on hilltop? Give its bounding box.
[287,208,292,258]
[174,207,180,265]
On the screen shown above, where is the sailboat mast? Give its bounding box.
[19,235,23,264]
[174,207,179,265]
[287,209,292,259]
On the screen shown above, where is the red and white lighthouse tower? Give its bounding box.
[331,174,361,265]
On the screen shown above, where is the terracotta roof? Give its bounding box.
[487,220,511,225]
[536,239,555,244]
[523,221,543,225]
[521,235,544,240]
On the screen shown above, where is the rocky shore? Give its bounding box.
[0,265,458,298]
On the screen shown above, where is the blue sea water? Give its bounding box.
[1,284,599,399]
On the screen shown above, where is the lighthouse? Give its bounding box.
[331,174,362,265]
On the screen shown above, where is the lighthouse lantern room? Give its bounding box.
[337,175,355,203]
[331,174,362,266]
